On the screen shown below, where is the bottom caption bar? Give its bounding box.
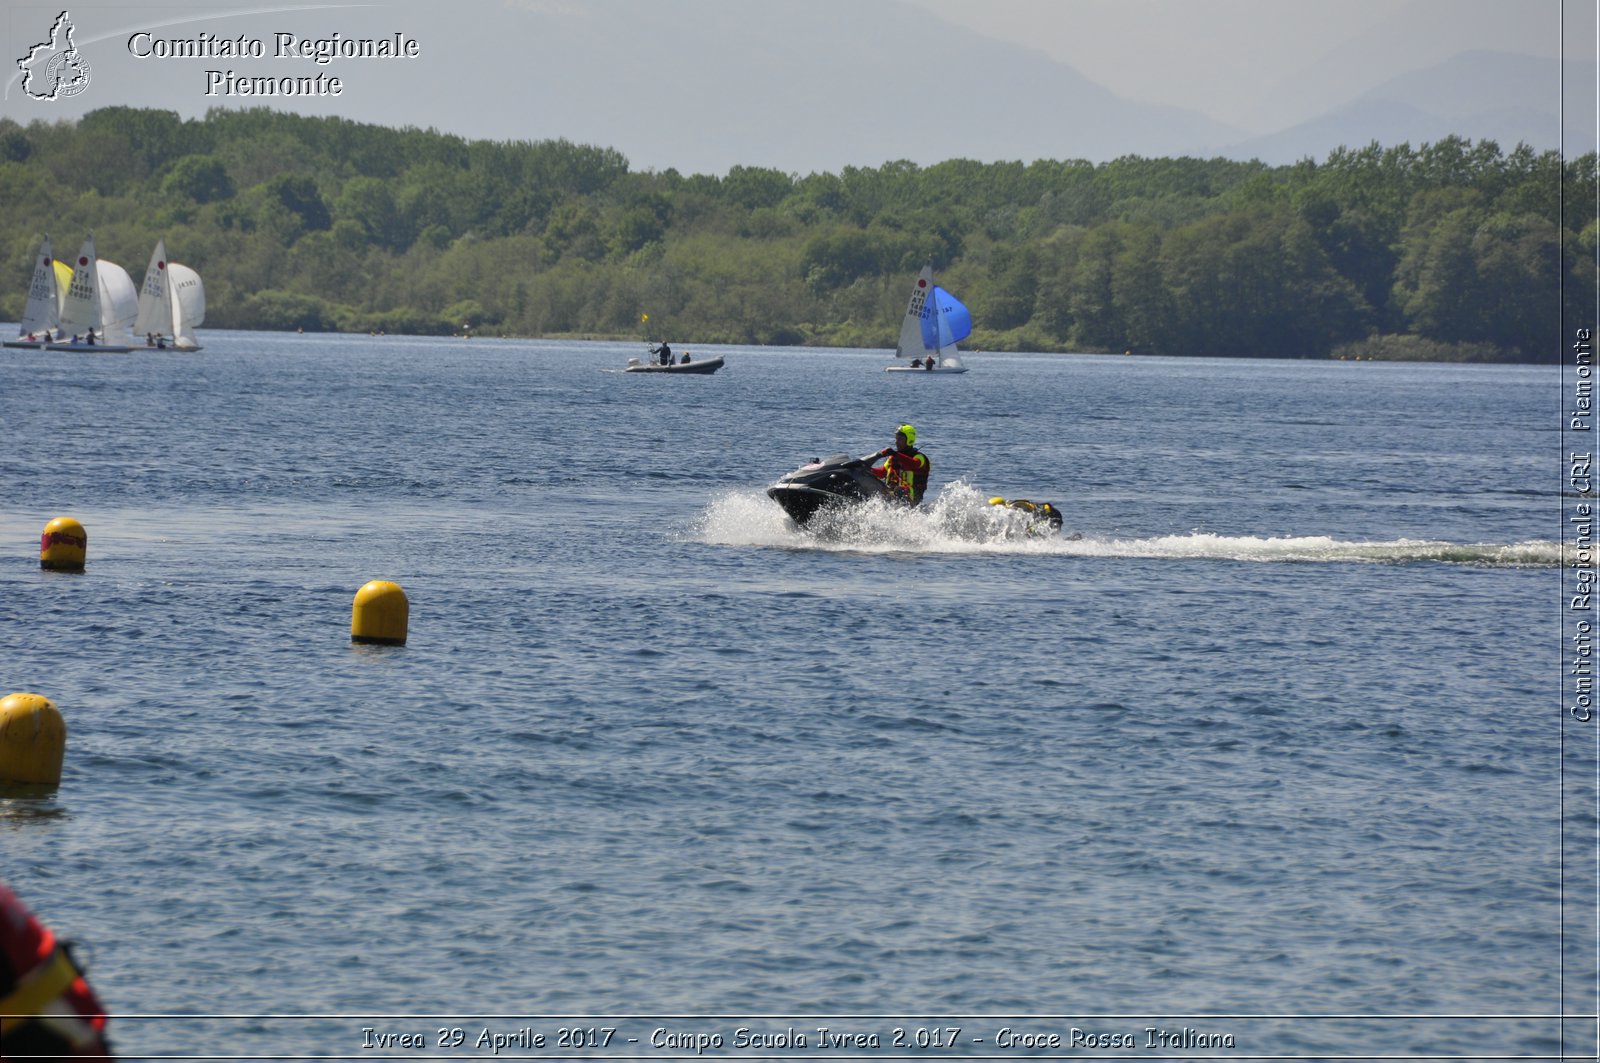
[97,1013,1579,1061]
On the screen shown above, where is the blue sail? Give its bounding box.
[920,285,972,351]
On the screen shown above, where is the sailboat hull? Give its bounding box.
[886,355,968,373]
[45,341,134,353]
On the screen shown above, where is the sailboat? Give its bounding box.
[5,235,75,348]
[885,263,971,373]
[47,233,137,352]
[133,239,206,351]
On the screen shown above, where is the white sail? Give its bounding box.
[133,239,205,350]
[56,233,102,339]
[167,262,204,349]
[894,264,934,359]
[886,262,974,373]
[18,235,62,337]
[133,239,170,338]
[97,260,138,336]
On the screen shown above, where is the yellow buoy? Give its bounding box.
[39,517,87,572]
[0,693,66,785]
[351,580,409,645]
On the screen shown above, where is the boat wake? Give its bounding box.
[694,482,1566,568]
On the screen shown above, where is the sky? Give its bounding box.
[909,0,1585,133]
[2,0,1595,174]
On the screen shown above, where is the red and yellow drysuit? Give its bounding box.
[872,445,930,505]
[0,881,114,1060]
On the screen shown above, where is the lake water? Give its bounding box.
[0,333,1591,1061]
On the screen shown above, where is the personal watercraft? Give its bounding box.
[766,453,893,525]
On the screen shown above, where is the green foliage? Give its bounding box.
[0,130,32,163]
[267,173,331,233]
[240,289,339,331]
[4,107,1586,361]
[162,155,235,204]
[801,225,922,292]
[1330,333,1512,362]
[333,176,407,250]
[721,166,794,210]
[78,107,207,180]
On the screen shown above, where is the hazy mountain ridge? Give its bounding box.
[464,5,1591,170]
[1222,50,1591,164]
[482,0,1248,171]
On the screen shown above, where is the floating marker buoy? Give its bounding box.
[351,580,408,645]
[39,517,86,572]
[0,693,66,785]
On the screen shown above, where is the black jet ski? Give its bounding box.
[766,453,891,525]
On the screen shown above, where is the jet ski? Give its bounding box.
[766,453,892,525]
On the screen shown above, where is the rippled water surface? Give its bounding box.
[0,334,1587,1059]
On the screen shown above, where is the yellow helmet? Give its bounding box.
[897,423,916,446]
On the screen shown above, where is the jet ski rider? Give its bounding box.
[871,423,930,506]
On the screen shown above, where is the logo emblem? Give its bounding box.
[18,11,91,101]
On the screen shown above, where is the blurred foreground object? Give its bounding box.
[0,880,113,1060]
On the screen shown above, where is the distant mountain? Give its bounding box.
[451,0,1250,172]
[1222,50,1592,164]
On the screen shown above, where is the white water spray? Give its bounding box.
[692,482,1565,567]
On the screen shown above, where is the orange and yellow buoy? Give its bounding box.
[39,517,87,572]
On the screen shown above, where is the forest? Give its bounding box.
[0,105,1594,361]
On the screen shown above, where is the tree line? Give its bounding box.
[1,105,1593,361]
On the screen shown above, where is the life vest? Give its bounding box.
[879,447,929,505]
[0,882,114,1060]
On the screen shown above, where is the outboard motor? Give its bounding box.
[766,453,890,525]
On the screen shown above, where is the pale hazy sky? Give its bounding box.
[2,0,1594,172]
[907,0,1583,132]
